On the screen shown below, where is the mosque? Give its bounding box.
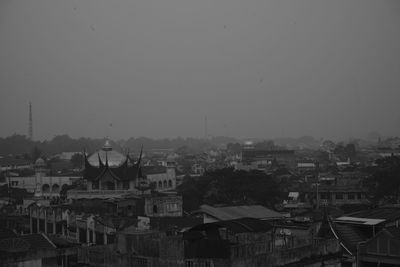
[68,140,150,199]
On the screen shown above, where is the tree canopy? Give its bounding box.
[178,168,284,212]
[365,156,400,203]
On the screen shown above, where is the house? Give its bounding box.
[0,231,78,266]
[327,207,400,266]
[358,226,400,266]
[109,217,340,267]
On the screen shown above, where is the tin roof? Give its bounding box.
[198,204,284,221]
[190,217,273,234]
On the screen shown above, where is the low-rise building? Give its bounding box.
[142,165,176,192]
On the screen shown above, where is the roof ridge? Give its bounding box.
[40,233,57,249]
[328,219,353,256]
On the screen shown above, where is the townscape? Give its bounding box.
[1,134,400,266]
[2,1,400,266]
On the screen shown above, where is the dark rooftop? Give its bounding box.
[142,165,168,175]
[347,207,400,222]
[0,228,17,240]
[330,222,368,255]
[385,226,400,240]
[19,234,56,251]
[190,217,273,234]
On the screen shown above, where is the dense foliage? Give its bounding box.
[365,156,400,202]
[178,168,284,212]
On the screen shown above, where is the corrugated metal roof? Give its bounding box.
[189,217,273,234]
[347,208,400,221]
[335,216,386,226]
[199,204,283,221]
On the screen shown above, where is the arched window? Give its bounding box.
[163,180,167,188]
[168,180,172,188]
[52,184,60,193]
[42,184,50,193]
[158,181,162,189]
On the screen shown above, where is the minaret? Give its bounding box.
[29,102,33,141]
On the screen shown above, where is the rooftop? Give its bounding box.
[189,217,273,234]
[346,207,400,221]
[335,216,386,226]
[197,204,284,221]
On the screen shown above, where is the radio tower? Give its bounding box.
[29,102,33,141]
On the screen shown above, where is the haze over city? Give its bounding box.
[1,0,400,141]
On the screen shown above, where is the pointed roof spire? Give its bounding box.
[98,153,104,167]
[102,138,112,151]
[137,145,143,165]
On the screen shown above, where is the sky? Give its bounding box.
[1,0,399,141]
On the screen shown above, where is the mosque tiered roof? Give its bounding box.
[83,140,143,182]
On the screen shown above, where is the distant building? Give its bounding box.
[7,158,78,198]
[0,157,32,171]
[298,172,369,207]
[142,165,176,192]
[237,146,296,171]
[55,152,81,161]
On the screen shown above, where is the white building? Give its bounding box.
[8,158,78,198]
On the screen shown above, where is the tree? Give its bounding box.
[177,168,283,212]
[70,153,84,168]
[227,143,242,154]
[345,143,356,160]
[254,140,275,150]
[365,156,400,202]
[31,146,42,161]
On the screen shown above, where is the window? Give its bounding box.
[168,203,178,212]
[336,193,343,200]
[168,180,172,188]
[320,193,328,200]
[153,205,158,213]
[158,181,162,188]
[348,193,355,200]
[132,257,148,267]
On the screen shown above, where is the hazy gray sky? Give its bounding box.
[1,0,399,141]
